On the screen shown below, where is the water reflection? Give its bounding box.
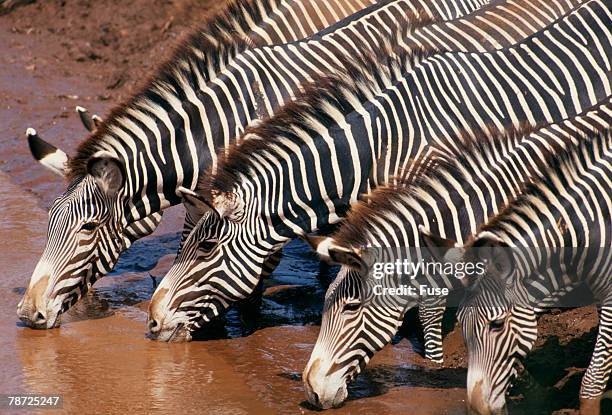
[15,317,330,414]
[15,318,270,414]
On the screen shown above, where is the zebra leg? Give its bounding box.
[418,299,446,364]
[579,303,611,415]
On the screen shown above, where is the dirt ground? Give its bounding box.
[0,1,608,414]
[0,0,227,208]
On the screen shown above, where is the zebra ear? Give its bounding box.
[300,234,328,254]
[301,234,340,264]
[418,225,462,263]
[76,106,102,132]
[328,245,367,273]
[301,234,367,272]
[26,128,68,177]
[177,187,215,220]
[212,191,244,221]
[329,246,366,270]
[87,152,124,197]
[472,232,514,282]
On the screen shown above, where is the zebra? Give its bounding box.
[146,0,611,353]
[357,0,593,362]
[21,0,587,330]
[420,125,611,415]
[28,0,592,328]
[18,0,502,329]
[298,98,612,409]
[19,0,436,328]
[166,0,592,325]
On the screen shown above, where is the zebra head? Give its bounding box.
[17,130,157,328]
[147,187,273,341]
[422,229,538,415]
[302,235,404,409]
[457,301,537,415]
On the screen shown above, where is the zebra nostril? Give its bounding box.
[312,391,321,407]
[34,311,46,324]
[148,319,160,333]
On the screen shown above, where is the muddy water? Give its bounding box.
[0,167,468,414]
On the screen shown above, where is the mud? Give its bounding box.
[0,1,606,414]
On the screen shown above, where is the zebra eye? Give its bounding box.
[80,222,99,232]
[342,301,361,313]
[199,239,217,251]
[489,318,505,332]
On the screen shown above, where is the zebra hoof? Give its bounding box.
[579,397,601,415]
[424,353,443,364]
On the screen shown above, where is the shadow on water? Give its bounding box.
[12,286,26,295]
[279,364,467,410]
[111,232,182,275]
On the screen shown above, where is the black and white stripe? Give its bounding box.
[300,98,611,409]
[454,126,611,414]
[147,0,611,359]
[24,0,584,327]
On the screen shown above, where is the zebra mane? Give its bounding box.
[333,123,556,248]
[202,22,436,195]
[476,123,612,238]
[406,122,544,187]
[332,184,409,247]
[67,0,283,180]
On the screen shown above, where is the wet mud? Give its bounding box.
[0,1,606,414]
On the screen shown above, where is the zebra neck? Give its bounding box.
[235,0,610,242]
[88,1,412,225]
[343,103,612,301]
[413,106,612,245]
[95,1,411,224]
[405,0,585,52]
